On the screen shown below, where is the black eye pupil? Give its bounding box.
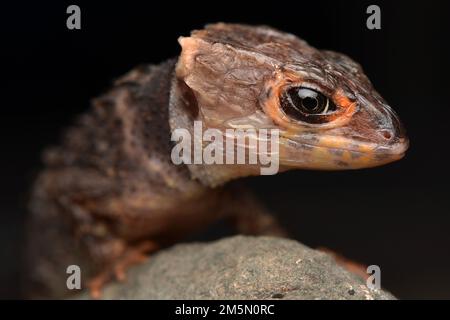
[280,86,337,124]
[293,88,325,113]
[302,96,318,111]
[284,87,335,115]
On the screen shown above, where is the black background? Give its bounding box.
[1,0,449,299]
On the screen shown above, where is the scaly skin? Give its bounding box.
[24,23,408,298]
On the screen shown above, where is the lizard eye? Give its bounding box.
[280,87,337,123]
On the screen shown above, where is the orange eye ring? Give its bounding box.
[262,69,357,131]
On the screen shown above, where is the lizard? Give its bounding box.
[24,23,409,299]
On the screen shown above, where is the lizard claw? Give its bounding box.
[87,240,159,299]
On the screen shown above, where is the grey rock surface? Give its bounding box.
[81,236,395,300]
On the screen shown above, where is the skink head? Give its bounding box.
[175,23,408,180]
[262,59,409,170]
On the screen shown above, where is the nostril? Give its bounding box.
[380,129,393,140]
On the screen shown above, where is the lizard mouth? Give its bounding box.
[371,137,409,157]
[309,134,409,156]
[279,134,409,170]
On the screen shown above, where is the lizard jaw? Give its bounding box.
[278,134,409,170]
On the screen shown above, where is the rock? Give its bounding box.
[80,236,395,300]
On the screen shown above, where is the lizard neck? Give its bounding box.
[169,78,263,187]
